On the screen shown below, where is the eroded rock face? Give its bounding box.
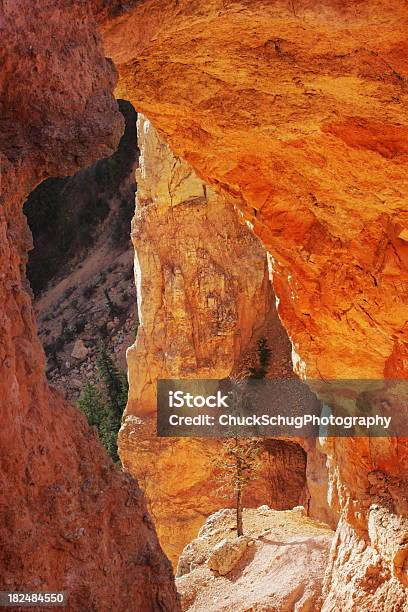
[120,116,326,564]
[323,517,408,611]
[0,3,179,609]
[100,1,408,605]
[126,115,285,415]
[1,0,407,607]
[101,0,408,379]
[207,536,252,576]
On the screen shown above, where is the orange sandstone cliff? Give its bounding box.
[100,1,408,608]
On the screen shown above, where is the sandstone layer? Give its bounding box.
[1,0,407,609]
[100,1,408,606]
[120,116,334,564]
[0,3,179,609]
[126,117,282,418]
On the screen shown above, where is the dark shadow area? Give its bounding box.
[24,99,138,296]
[260,439,307,510]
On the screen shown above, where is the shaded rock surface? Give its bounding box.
[0,2,179,609]
[29,100,139,403]
[24,99,137,296]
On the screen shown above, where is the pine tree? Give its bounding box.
[78,381,105,428]
[98,408,121,464]
[78,345,128,463]
[213,338,270,535]
[97,344,128,420]
[214,437,262,536]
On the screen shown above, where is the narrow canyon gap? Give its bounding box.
[24,100,138,403]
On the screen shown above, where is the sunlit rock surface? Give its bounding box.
[0,0,407,607]
[101,1,408,605]
[101,0,408,380]
[177,506,334,611]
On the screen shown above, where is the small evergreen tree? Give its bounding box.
[78,345,128,462]
[214,437,261,536]
[78,381,105,428]
[97,343,128,420]
[213,338,271,534]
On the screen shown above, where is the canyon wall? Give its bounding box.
[120,115,333,564]
[101,1,408,607]
[126,117,280,417]
[0,3,179,609]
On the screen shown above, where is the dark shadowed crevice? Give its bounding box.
[24,100,138,296]
[260,439,307,510]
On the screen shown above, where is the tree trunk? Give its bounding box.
[236,487,243,536]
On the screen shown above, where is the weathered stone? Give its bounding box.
[100,3,408,606]
[71,339,89,360]
[207,536,252,576]
[177,507,334,611]
[101,0,408,381]
[119,116,331,564]
[1,1,407,608]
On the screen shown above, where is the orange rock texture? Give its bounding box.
[100,1,408,607]
[101,0,408,380]
[126,116,281,418]
[0,0,407,608]
[0,2,179,609]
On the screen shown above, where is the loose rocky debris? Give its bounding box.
[176,506,334,611]
[35,248,137,402]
